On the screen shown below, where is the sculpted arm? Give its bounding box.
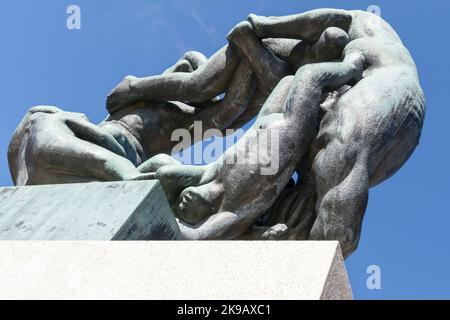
[248,9,352,42]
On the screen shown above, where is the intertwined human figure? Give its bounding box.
[8,9,425,258]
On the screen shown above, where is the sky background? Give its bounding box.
[0,0,449,299]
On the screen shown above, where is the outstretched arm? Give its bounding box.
[248,9,352,42]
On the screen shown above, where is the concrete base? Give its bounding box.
[0,181,181,240]
[0,241,352,300]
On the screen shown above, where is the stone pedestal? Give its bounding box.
[0,182,352,299]
[0,181,181,240]
[0,241,352,300]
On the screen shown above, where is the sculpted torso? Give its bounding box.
[311,11,425,186]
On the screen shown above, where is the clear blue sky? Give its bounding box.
[0,0,448,299]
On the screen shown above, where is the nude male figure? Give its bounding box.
[245,9,426,257]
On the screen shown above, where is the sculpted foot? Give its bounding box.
[106,75,139,114]
[261,223,288,240]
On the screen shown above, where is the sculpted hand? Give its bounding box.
[261,223,288,240]
[106,76,139,114]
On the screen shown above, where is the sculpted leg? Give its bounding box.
[160,46,258,138]
[310,147,369,259]
[107,45,241,113]
[235,223,288,240]
[195,58,256,133]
